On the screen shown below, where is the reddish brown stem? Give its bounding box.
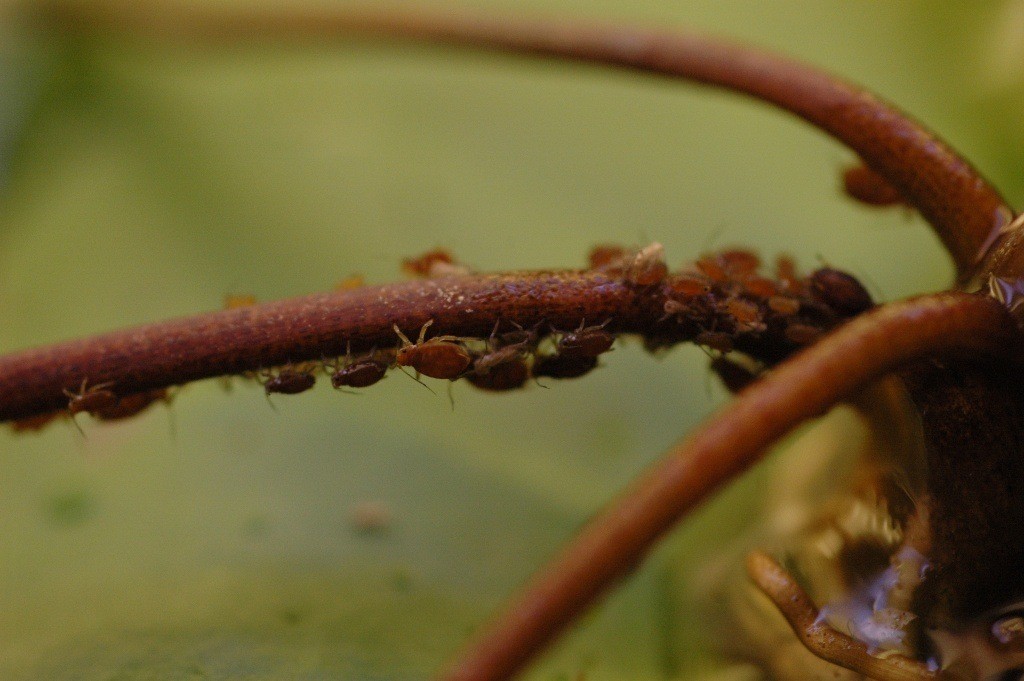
[438,292,1017,681]
[0,271,665,422]
[745,551,936,681]
[36,1,1016,275]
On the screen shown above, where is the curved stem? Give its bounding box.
[36,1,1016,274]
[438,292,1018,681]
[745,550,936,681]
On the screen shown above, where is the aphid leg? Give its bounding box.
[744,550,935,681]
[438,293,1015,681]
[393,324,414,348]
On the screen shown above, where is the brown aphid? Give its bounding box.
[775,255,803,293]
[468,358,530,391]
[63,379,118,416]
[402,248,453,276]
[695,255,728,283]
[768,295,801,316]
[532,354,599,380]
[93,389,169,421]
[11,411,63,432]
[718,249,761,275]
[557,320,615,359]
[744,276,778,298]
[332,357,388,389]
[401,249,470,278]
[694,331,734,354]
[264,368,316,395]
[473,321,535,375]
[587,244,627,270]
[224,293,257,309]
[842,163,906,207]
[724,298,765,333]
[667,274,712,297]
[625,242,668,286]
[394,321,472,380]
[473,343,524,374]
[809,267,873,317]
[710,356,761,394]
[784,322,823,345]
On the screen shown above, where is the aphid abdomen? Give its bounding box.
[532,354,598,379]
[264,371,316,395]
[92,389,168,420]
[556,325,614,358]
[397,343,472,380]
[331,360,387,389]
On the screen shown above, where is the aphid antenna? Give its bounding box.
[395,365,436,397]
[68,412,87,438]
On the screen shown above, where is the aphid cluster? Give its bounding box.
[655,248,872,360]
[18,245,875,435]
[253,315,617,400]
[12,379,171,433]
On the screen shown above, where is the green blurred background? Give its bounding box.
[0,1,1021,679]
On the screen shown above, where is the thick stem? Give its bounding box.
[438,292,1018,681]
[35,1,1016,275]
[0,270,663,422]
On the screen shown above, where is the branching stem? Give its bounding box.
[439,292,1017,681]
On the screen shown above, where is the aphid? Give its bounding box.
[694,330,734,354]
[710,356,761,393]
[63,379,118,416]
[695,255,729,283]
[401,249,470,278]
[92,388,169,421]
[718,248,762,276]
[467,358,530,391]
[10,411,63,432]
[472,321,535,376]
[809,267,874,317]
[587,244,627,270]
[784,321,823,345]
[331,348,390,389]
[531,353,599,380]
[723,298,765,334]
[624,242,668,286]
[842,163,907,207]
[776,255,803,293]
[556,320,615,359]
[263,367,316,395]
[768,295,802,316]
[668,274,713,297]
[744,275,779,298]
[394,321,473,380]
